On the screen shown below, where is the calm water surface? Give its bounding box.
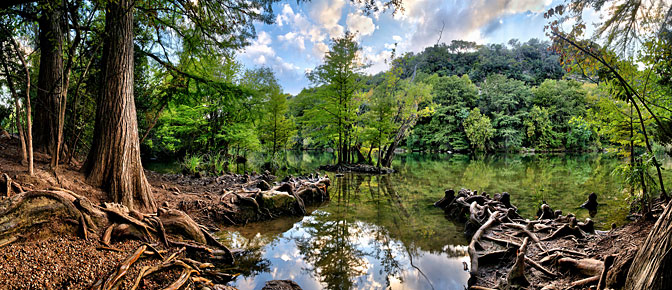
[211,152,672,290]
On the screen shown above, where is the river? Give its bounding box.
[194,152,671,290]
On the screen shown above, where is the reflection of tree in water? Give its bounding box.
[293,173,448,289]
[292,174,412,289]
[218,216,301,278]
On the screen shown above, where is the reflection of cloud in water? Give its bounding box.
[227,215,469,290]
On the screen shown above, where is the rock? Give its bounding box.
[261,280,303,290]
[260,191,296,212]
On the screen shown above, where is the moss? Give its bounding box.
[260,191,296,211]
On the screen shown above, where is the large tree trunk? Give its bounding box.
[83,0,156,213]
[34,3,63,155]
[625,199,672,289]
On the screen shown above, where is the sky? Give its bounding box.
[236,0,580,95]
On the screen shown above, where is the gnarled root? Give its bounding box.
[506,237,530,287]
[92,244,148,290]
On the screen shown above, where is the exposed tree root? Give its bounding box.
[506,237,530,287]
[435,188,609,289]
[92,244,148,290]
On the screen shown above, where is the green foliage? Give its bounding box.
[524,105,558,149]
[480,74,532,150]
[205,152,229,176]
[258,91,296,154]
[408,75,478,151]
[463,108,494,151]
[303,33,366,164]
[181,154,204,175]
[613,153,660,212]
[397,39,564,85]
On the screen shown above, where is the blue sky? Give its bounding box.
[236,0,575,95]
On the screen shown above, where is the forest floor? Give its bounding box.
[0,136,327,290]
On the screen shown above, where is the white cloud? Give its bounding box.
[312,42,329,60]
[363,48,393,74]
[308,0,346,38]
[346,12,376,38]
[243,31,275,57]
[392,35,403,42]
[278,32,306,51]
[391,0,555,52]
[254,55,266,65]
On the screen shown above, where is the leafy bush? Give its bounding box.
[181,154,203,175]
[205,152,229,175]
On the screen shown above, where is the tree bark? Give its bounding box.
[625,199,672,289]
[34,3,64,155]
[83,0,156,213]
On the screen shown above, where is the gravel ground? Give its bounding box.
[0,233,144,290]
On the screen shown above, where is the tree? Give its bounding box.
[479,74,531,150]
[259,90,295,155]
[306,32,365,164]
[378,77,433,167]
[463,108,493,152]
[523,105,557,149]
[33,1,64,156]
[412,74,478,151]
[82,0,155,212]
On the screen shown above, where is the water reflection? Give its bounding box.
[215,153,672,289]
[220,174,470,290]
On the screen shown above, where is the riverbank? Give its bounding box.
[0,137,328,289]
[435,188,661,289]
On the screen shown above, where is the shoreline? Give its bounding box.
[0,138,330,290]
[434,188,658,289]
